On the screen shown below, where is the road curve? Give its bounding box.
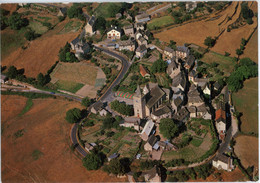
[70,46,131,157]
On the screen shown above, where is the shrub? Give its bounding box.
[65,108,82,123]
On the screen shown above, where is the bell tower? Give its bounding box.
[133,85,146,118]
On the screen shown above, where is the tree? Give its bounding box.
[120,34,129,41]
[103,158,129,175]
[25,29,40,41]
[110,100,134,116]
[7,65,18,79]
[102,116,118,129]
[159,118,179,139]
[67,4,84,20]
[93,16,106,31]
[204,36,216,47]
[8,12,29,30]
[82,152,103,170]
[65,108,82,123]
[151,59,167,73]
[37,73,47,86]
[81,96,92,107]
[236,48,243,56]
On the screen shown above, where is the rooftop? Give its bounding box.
[136,44,147,53]
[141,120,155,136]
[164,46,175,53]
[152,105,171,117]
[146,85,165,109]
[140,65,150,77]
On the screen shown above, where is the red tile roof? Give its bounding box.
[140,65,150,77]
[215,109,226,121]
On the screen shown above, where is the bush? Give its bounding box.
[58,16,65,22]
[8,12,29,30]
[65,108,82,123]
[25,29,41,41]
[81,96,92,107]
[204,36,216,47]
[110,100,134,116]
[82,152,104,170]
[159,118,179,139]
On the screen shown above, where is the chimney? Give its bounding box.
[115,26,117,29]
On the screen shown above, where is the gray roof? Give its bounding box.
[59,7,67,14]
[188,84,200,97]
[108,25,122,33]
[82,43,90,52]
[92,101,103,111]
[214,81,221,90]
[135,85,142,97]
[136,22,145,27]
[187,106,196,113]
[88,15,96,26]
[173,107,189,121]
[214,154,230,164]
[174,97,183,107]
[71,37,80,45]
[141,120,155,136]
[164,46,175,53]
[196,104,209,112]
[146,85,165,109]
[147,134,158,146]
[189,70,196,77]
[186,55,195,67]
[136,44,147,53]
[152,105,171,117]
[108,153,119,159]
[136,13,150,20]
[172,72,186,89]
[167,59,178,75]
[118,40,134,47]
[177,46,189,53]
[124,24,133,30]
[143,166,161,181]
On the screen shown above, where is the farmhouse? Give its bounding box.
[140,65,150,78]
[136,44,147,58]
[120,117,141,131]
[137,36,148,46]
[188,70,197,82]
[144,134,158,151]
[57,7,67,17]
[212,154,234,171]
[123,24,134,37]
[70,37,80,50]
[85,15,96,36]
[167,58,181,78]
[142,166,161,182]
[118,40,136,51]
[171,72,187,92]
[140,120,155,141]
[184,55,195,70]
[164,47,175,58]
[75,43,90,59]
[176,46,190,59]
[107,26,122,40]
[215,108,226,136]
[151,105,172,122]
[173,107,190,122]
[90,101,104,114]
[171,96,183,112]
[135,13,151,23]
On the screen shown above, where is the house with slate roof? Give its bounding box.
[107,26,122,40]
[184,55,195,70]
[135,22,145,31]
[176,45,190,59]
[140,120,155,141]
[167,57,181,79]
[136,44,147,58]
[144,134,158,151]
[85,15,96,36]
[135,13,151,23]
[164,47,175,58]
[118,39,136,51]
[142,165,161,182]
[212,154,234,171]
[123,24,134,37]
[151,105,172,122]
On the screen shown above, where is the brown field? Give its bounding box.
[1,3,17,13]
[232,77,258,134]
[1,18,80,78]
[242,28,258,63]
[1,95,125,182]
[154,2,257,57]
[188,167,247,182]
[234,135,258,169]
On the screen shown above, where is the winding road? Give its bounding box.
[70,46,131,157]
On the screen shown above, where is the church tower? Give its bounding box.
[133,85,146,118]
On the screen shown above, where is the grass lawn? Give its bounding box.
[147,16,174,30]
[28,21,49,34]
[19,98,33,117]
[54,80,84,93]
[1,28,26,60]
[232,77,258,134]
[190,137,203,147]
[201,51,236,75]
[94,3,123,18]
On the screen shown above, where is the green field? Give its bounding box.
[147,16,174,30]
[232,77,258,134]
[201,51,236,75]
[190,137,203,147]
[94,3,123,18]
[29,21,49,34]
[54,80,84,93]
[58,20,82,34]
[19,98,33,117]
[1,28,26,60]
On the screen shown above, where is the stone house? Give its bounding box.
[171,96,183,112]
[137,36,147,46]
[164,47,175,58]
[167,57,181,79]
[140,120,155,141]
[144,134,158,151]
[118,40,136,51]
[116,13,122,19]
[188,84,204,107]
[136,44,147,58]
[151,105,172,122]
[135,22,145,31]
[70,37,81,50]
[107,26,122,40]
[75,43,90,59]
[1,74,8,84]
[142,166,161,182]
[188,70,197,82]
[184,55,195,70]
[173,107,190,122]
[176,46,190,59]
[212,154,234,171]
[171,72,187,92]
[135,13,151,23]
[57,7,67,17]
[186,2,197,11]
[123,24,134,37]
[215,108,226,135]
[85,15,96,36]
[140,64,150,78]
[90,101,103,114]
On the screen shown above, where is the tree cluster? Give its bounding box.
[227,58,258,92]
[0,8,10,30]
[140,160,161,170]
[110,100,134,116]
[7,12,29,30]
[82,147,105,170]
[65,108,83,123]
[102,116,119,129]
[67,3,85,20]
[59,42,79,62]
[81,96,94,108]
[25,29,41,41]
[204,36,216,48]
[159,118,179,139]
[151,59,167,73]
[103,158,130,175]
[241,2,254,25]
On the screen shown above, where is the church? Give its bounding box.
[133,83,171,119]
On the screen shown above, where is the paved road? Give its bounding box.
[70,46,131,157]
